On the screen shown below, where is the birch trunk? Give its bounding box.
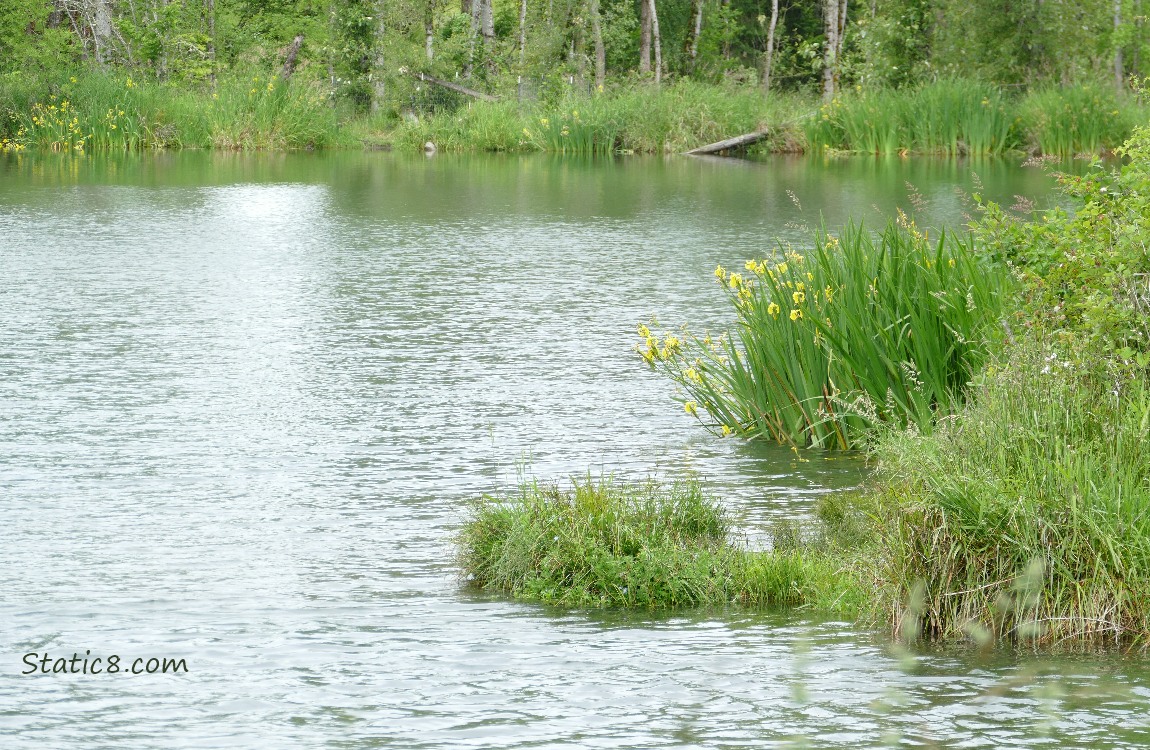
[822,0,847,101]
[371,1,386,111]
[1115,0,1125,92]
[481,0,494,44]
[90,0,115,64]
[464,0,479,77]
[649,0,662,83]
[518,0,527,67]
[639,0,652,74]
[206,0,216,86]
[590,0,606,90]
[687,0,703,71]
[761,0,778,91]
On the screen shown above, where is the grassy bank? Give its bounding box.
[867,348,1150,645]
[458,476,869,612]
[390,81,807,154]
[399,78,1145,157]
[0,71,346,152]
[3,72,1143,156]
[805,79,1146,157]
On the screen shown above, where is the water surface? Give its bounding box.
[2,152,1147,748]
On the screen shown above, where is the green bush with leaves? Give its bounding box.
[973,124,1150,375]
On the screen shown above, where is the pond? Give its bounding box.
[2,151,1148,747]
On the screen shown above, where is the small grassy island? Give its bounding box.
[460,123,1150,648]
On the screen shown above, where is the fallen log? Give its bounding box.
[416,73,497,102]
[686,129,772,155]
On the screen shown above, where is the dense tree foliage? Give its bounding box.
[1,0,1146,111]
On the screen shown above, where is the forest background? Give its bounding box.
[1,0,1146,133]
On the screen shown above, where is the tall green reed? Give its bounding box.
[804,79,1014,155]
[640,216,1009,449]
[1018,83,1138,157]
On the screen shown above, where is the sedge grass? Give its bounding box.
[640,217,1009,449]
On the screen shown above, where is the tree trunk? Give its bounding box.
[1136,0,1143,74]
[426,0,435,61]
[481,0,494,44]
[639,0,651,73]
[687,0,703,71]
[590,0,606,90]
[371,2,386,111]
[518,0,528,67]
[90,0,116,64]
[761,0,778,91]
[47,1,64,28]
[464,0,479,78]
[822,0,847,101]
[281,34,304,79]
[686,128,772,154]
[1115,0,1125,92]
[206,0,216,86]
[649,0,662,83]
[721,0,730,59]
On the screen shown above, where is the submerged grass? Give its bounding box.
[458,476,867,611]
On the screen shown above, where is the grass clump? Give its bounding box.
[866,349,1150,646]
[458,476,865,611]
[639,217,1009,449]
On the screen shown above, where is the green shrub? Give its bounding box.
[639,218,1009,448]
[973,124,1150,374]
[861,122,1150,647]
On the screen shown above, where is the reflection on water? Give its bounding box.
[2,152,1146,748]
